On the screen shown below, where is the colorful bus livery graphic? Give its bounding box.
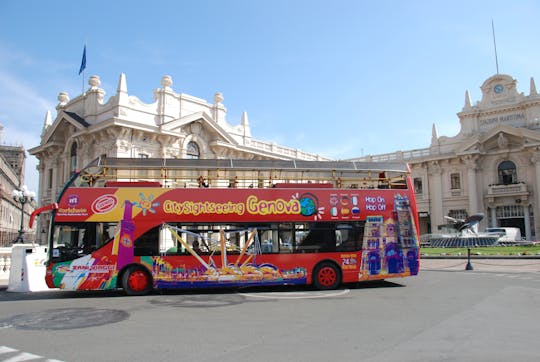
[57,190,393,226]
[360,194,419,278]
[36,157,420,295]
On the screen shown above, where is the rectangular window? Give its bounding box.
[450,173,461,190]
[413,178,423,194]
[448,209,468,221]
[48,169,53,189]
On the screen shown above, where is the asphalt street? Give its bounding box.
[0,259,539,362]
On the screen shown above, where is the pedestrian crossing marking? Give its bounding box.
[0,346,65,362]
[2,352,41,362]
[0,348,17,355]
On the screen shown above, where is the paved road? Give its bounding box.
[1,265,539,362]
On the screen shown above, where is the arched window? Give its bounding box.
[498,160,517,185]
[186,141,200,159]
[70,142,78,174]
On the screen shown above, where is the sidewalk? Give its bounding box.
[421,257,540,273]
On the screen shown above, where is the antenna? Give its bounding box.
[491,19,499,74]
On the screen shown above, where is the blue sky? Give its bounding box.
[1,1,540,193]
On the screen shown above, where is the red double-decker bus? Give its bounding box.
[32,158,420,295]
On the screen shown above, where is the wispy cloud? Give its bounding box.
[0,43,58,193]
[0,42,57,130]
[0,71,53,114]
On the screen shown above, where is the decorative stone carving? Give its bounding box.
[190,122,202,135]
[57,92,69,106]
[89,75,101,89]
[427,161,441,176]
[497,133,508,149]
[530,150,540,165]
[213,92,224,104]
[462,155,478,170]
[161,75,173,89]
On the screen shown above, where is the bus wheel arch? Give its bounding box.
[120,264,153,296]
[312,260,342,290]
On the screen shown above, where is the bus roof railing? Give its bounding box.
[72,157,410,190]
[87,157,410,173]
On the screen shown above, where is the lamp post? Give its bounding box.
[12,185,36,244]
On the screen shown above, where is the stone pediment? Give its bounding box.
[479,74,525,107]
[458,125,540,154]
[42,110,89,144]
[161,111,238,145]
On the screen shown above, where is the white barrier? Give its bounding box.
[0,248,10,284]
[7,244,50,292]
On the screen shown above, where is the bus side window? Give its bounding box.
[336,225,354,251]
[295,223,335,252]
[134,227,160,256]
[336,222,364,251]
[278,223,292,254]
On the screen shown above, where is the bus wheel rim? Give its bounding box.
[128,270,148,292]
[318,266,336,287]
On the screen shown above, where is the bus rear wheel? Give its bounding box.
[313,262,341,290]
[122,265,152,296]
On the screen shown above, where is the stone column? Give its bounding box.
[530,150,540,237]
[428,161,443,230]
[37,162,44,202]
[36,162,45,244]
[51,158,59,201]
[154,75,177,126]
[490,207,497,227]
[464,155,479,213]
[524,205,531,241]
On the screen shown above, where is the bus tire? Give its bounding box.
[312,261,341,290]
[122,265,153,296]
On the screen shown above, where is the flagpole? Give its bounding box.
[79,42,87,95]
[79,42,87,116]
[491,19,499,74]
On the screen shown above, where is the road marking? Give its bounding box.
[0,347,17,355]
[239,288,350,299]
[0,346,65,362]
[3,352,41,362]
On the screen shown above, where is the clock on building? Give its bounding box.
[494,84,504,94]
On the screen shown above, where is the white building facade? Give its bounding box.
[29,74,328,241]
[0,126,36,247]
[351,73,540,241]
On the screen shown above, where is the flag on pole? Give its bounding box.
[78,45,87,75]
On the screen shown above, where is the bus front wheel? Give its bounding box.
[313,262,341,290]
[122,265,153,296]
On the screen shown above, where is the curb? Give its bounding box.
[421,255,540,260]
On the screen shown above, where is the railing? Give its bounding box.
[350,147,432,162]
[487,182,528,196]
[64,157,411,191]
[0,230,19,248]
[245,139,331,161]
[0,247,11,283]
[0,230,37,248]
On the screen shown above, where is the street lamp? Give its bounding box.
[12,185,36,244]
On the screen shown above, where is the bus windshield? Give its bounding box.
[52,222,117,261]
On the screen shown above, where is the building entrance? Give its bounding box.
[499,217,525,238]
[494,204,529,240]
